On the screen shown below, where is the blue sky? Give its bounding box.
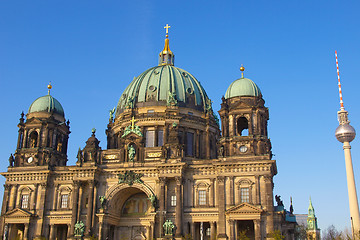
[1,0,360,232]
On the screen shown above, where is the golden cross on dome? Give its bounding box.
[130,116,136,130]
[164,24,171,35]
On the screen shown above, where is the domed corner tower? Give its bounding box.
[105,29,220,164]
[218,66,272,160]
[11,83,70,169]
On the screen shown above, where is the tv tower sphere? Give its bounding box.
[336,122,356,143]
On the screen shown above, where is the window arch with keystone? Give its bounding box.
[18,186,33,209]
[236,179,254,204]
[57,186,72,209]
[195,181,210,207]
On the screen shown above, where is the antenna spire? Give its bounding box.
[335,51,345,110]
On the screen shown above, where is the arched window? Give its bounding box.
[237,117,248,136]
[29,131,38,148]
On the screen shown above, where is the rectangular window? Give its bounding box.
[158,130,164,146]
[198,190,206,205]
[145,130,155,147]
[171,195,176,206]
[61,194,69,208]
[240,188,250,203]
[186,132,194,156]
[21,194,29,209]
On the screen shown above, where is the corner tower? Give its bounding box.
[11,84,70,168]
[218,66,272,159]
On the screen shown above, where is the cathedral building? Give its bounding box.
[0,26,295,240]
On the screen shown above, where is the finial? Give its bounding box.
[91,128,96,136]
[159,24,174,66]
[47,82,52,95]
[240,65,245,78]
[164,24,171,36]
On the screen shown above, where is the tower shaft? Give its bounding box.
[343,142,360,235]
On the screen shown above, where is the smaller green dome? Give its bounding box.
[28,95,65,117]
[225,77,262,99]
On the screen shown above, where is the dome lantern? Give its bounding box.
[159,24,174,66]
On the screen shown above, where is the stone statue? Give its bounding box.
[109,107,115,121]
[99,196,107,209]
[163,219,175,235]
[74,221,85,237]
[8,154,14,167]
[167,91,178,106]
[30,138,36,148]
[218,146,224,157]
[275,195,284,207]
[76,148,83,164]
[149,194,157,208]
[128,145,136,162]
[125,96,134,109]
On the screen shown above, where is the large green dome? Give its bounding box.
[116,65,211,116]
[28,95,65,117]
[225,77,262,99]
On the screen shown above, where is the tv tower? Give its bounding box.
[334,51,360,237]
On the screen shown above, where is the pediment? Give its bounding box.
[5,208,33,218]
[226,203,263,215]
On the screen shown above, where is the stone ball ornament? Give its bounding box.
[335,123,356,143]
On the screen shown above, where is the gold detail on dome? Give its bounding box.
[47,82,52,95]
[159,24,174,66]
[240,65,245,78]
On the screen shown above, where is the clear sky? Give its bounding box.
[1,0,360,232]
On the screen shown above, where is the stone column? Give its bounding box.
[229,177,234,206]
[67,224,71,238]
[43,127,49,147]
[10,184,18,210]
[24,223,29,240]
[158,177,166,237]
[77,183,83,220]
[210,221,216,240]
[39,183,48,237]
[52,184,59,210]
[70,181,80,236]
[1,185,10,214]
[23,129,28,148]
[175,177,182,237]
[254,175,260,205]
[254,219,261,240]
[205,129,210,159]
[228,220,234,240]
[217,176,228,239]
[146,225,151,240]
[210,178,215,207]
[150,222,155,239]
[49,224,55,240]
[86,181,94,235]
[264,176,274,235]
[17,129,23,149]
[32,184,38,212]
[190,222,196,239]
[98,221,103,240]
[92,181,98,231]
[195,130,199,158]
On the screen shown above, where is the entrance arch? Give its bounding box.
[102,183,156,240]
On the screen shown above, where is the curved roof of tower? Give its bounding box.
[28,94,65,117]
[225,77,262,99]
